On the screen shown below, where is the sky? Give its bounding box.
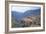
[11,6,40,13]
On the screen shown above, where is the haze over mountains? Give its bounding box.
[12,8,41,21]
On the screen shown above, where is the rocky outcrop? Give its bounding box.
[20,17,32,27]
[20,15,41,27]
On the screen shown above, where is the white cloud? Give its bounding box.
[12,6,40,13]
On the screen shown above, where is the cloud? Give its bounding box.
[12,6,40,13]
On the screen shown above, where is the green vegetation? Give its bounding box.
[11,18,16,28]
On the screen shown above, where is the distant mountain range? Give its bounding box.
[11,8,41,20]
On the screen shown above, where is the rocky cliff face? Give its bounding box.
[19,15,41,27]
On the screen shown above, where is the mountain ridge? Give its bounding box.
[12,8,41,20]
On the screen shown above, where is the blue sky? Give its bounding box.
[12,6,40,13]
